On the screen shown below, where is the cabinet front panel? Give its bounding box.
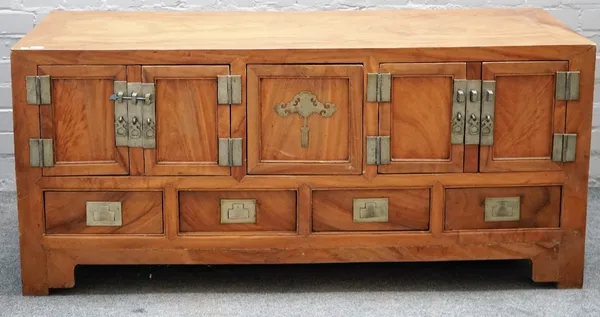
[39,65,129,176]
[312,189,430,232]
[179,190,297,233]
[378,63,466,173]
[445,186,561,230]
[45,191,163,234]
[143,66,231,176]
[480,61,567,172]
[247,64,363,175]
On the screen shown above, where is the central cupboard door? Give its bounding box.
[142,66,231,176]
[247,65,363,175]
[378,63,466,174]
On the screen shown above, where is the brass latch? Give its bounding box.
[218,138,243,167]
[29,138,54,167]
[366,136,390,165]
[110,81,156,148]
[26,75,51,105]
[367,73,391,102]
[552,133,577,162]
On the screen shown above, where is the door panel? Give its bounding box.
[379,63,466,174]
[142,66,230,176]
[39,65,129,176]
[480,62,567,172]
[247,64,363,175]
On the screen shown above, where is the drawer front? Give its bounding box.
[44,191,163,234]
[179,190,297,233]
[445,186,561,230]
[312,189,430,232]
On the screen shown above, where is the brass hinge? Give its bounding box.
[366,73,391,102]
[29,138,54,167]
[26,75,51,105]
[217,75,242,105]
[218,138,243,167]
[110,81,156,148]
[552,133,577,162]
[556,71,580,101]
[366,136,390,165]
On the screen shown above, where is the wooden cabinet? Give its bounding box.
[12,9,596,294]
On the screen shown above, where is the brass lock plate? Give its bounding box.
[352,198,389,223]
[220,199,257,224]
[86,201,123,226]
[484,197,520,222]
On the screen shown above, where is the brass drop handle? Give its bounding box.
[470,114,477,121]
[484,115,492,122]
[456,112,462,121]
[117,116,125,123]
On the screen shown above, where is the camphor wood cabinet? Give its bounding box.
[11,9,596,295]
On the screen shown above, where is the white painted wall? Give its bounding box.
[0,0,599,190]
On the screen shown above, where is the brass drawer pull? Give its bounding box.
[220,199,257,224]
[86,201,123,226]
[352,198,389,223]
[484,197,520,222]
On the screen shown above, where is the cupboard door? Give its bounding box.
[378,63,466,174]
[479,62,567,172]
[142,66,230,176]
[39,66,129,176]
[247,64,363,175]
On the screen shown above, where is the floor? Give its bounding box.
[0,190,599,317]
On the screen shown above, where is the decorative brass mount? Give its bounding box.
[273,91,337,148]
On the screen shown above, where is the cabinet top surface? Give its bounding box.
[14,8,594,51]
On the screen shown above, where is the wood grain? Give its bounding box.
[15,9,592,51]
[142,66,230,176]
[445,186,561,230]
[39,65,129,176]
[480,61,568,172]
[179,190,297,233]
[247,64,363,175]
[45,191,163,234]
[313,189,430,232]
[378,63,465,173]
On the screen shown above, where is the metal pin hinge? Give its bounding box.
[366,136,390,165]
[552,133,577,162]
[556,71,580,101]
[217,75,242,105]
[367,73,391,102]
[26,75,51,105]
[29,138,54,167]
[218,138,243,167]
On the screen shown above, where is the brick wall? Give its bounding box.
[0,0,599,190]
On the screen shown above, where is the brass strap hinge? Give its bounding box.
[217,75,242,105]
[110,81,156,148]
[366,73,391,102]
[552,133,577,162]
[366,136,390,165]
[26,75,51,105]
[556,71,580,101]
[218,138,243,167]
[29,138,54,167]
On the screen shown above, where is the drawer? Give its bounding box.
[44,191,163,234]
[179,190,297,233]
[312,189,430,232]
[444,186,561,230]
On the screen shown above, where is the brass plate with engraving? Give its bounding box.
[220,199,257,224]
[352,198,389,223]
[86,201,123,226]
[484,197,520,222]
